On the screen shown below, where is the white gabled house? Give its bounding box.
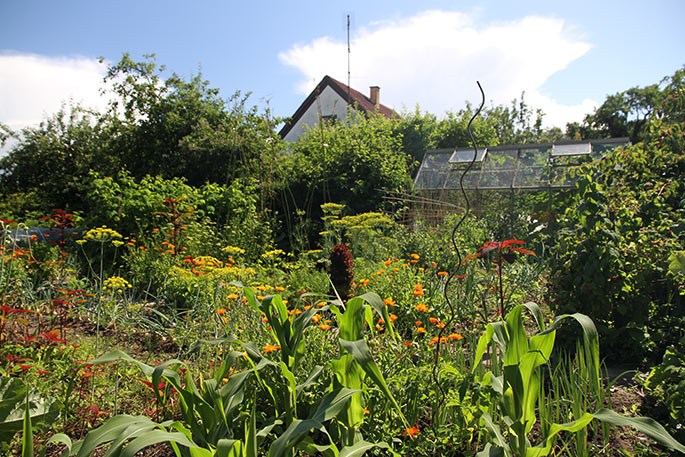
[279,75,396,143]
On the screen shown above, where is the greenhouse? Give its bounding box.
[414,137,630,192]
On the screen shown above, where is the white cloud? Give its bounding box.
[279,10,597,128]
[0,53,109,132]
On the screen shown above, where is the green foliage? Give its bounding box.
[284,110,412,220]
[646,338,685,444]
[567,66,684,143]
[549,121,684,362]
[0,378,61,453]
[471,304,685,456]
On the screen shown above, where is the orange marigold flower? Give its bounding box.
[403,341,412,348]
[304,305,312,310]
[263,345,281,353]
[384,259,392,266]
[217,308,226,315]
[410,259,418,264]
[312,314,322,323]
[437,271,448,276]
[416,327,427,334]
[389,314,398,321]
[377,317,385,325]
[228,294,239,300]
[415,304,429,312]
[276,286,285,291]
[257,295,264,301]
[410,253,420,260]
[429,317,439,324]
[364,407,370,414]
[413,284,423,290]
[413,290,424,296]
[448,333,463,340]
[415,321,423,326]
[403,426,420,439]
[383,298,396,306]
[318,324,331,330]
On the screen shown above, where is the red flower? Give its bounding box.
[403,426,421,439]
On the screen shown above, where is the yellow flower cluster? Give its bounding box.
[103,276,132,293]
[81,226,123,244]
[221,245,246,256]
[261,249,285,259]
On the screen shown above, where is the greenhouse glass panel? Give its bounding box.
[519,147,550,167]
[483,149,517,170]
[515,167,547,188]
[445,169,481,189]
[479,170,515,189]
[449,148,487,163]
[552,142,591,156]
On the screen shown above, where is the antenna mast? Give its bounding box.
[347,14,351,101]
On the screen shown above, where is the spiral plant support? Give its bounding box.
[431,81,485,430]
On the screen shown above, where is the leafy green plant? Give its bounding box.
[646,337,685,443]
[0,378,61,454]
[471,303,685,456]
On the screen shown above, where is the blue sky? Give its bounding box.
[1,0,683,137]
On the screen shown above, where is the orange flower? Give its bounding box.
[384,259,392,266]
[318,324,331,330]
[263,345,281,353]
[403,426,420,439]
[410,259,418,264]
[448,333,463,340]
[257,295,264,301]
[217,308,226,315]
[429,317,439,324]
[416,327,427,334]
[228,294,239,300]
[415,321,423,326]
[276,286,285,291]
[364,407,370,414]
[410,253,420,260]
[403,341,412,348]
[437,271,448,276]
[383,298,396,306]
[312,314,322,323]
[389,314,398,321]
[415,304,429,312]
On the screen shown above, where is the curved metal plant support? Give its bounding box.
[431,81,485,429]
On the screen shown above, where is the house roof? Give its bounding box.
[279,75,396,139]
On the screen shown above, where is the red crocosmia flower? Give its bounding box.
[89,404,111,417]
[136,378,165,390]
[6,354,30,364]
[36,369,50,375]
[403,426,421,439]
[19,364,32,371]
[38,329,67,345]
[1,305,32,314]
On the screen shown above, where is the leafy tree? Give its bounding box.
[280,110,412,246]
[103,53,283,188]
[0,103,117,212]
[567,66,684,143]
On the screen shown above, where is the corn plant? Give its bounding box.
[243,284,405,456]
[328,292,408,449]
[471,302,685,456]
